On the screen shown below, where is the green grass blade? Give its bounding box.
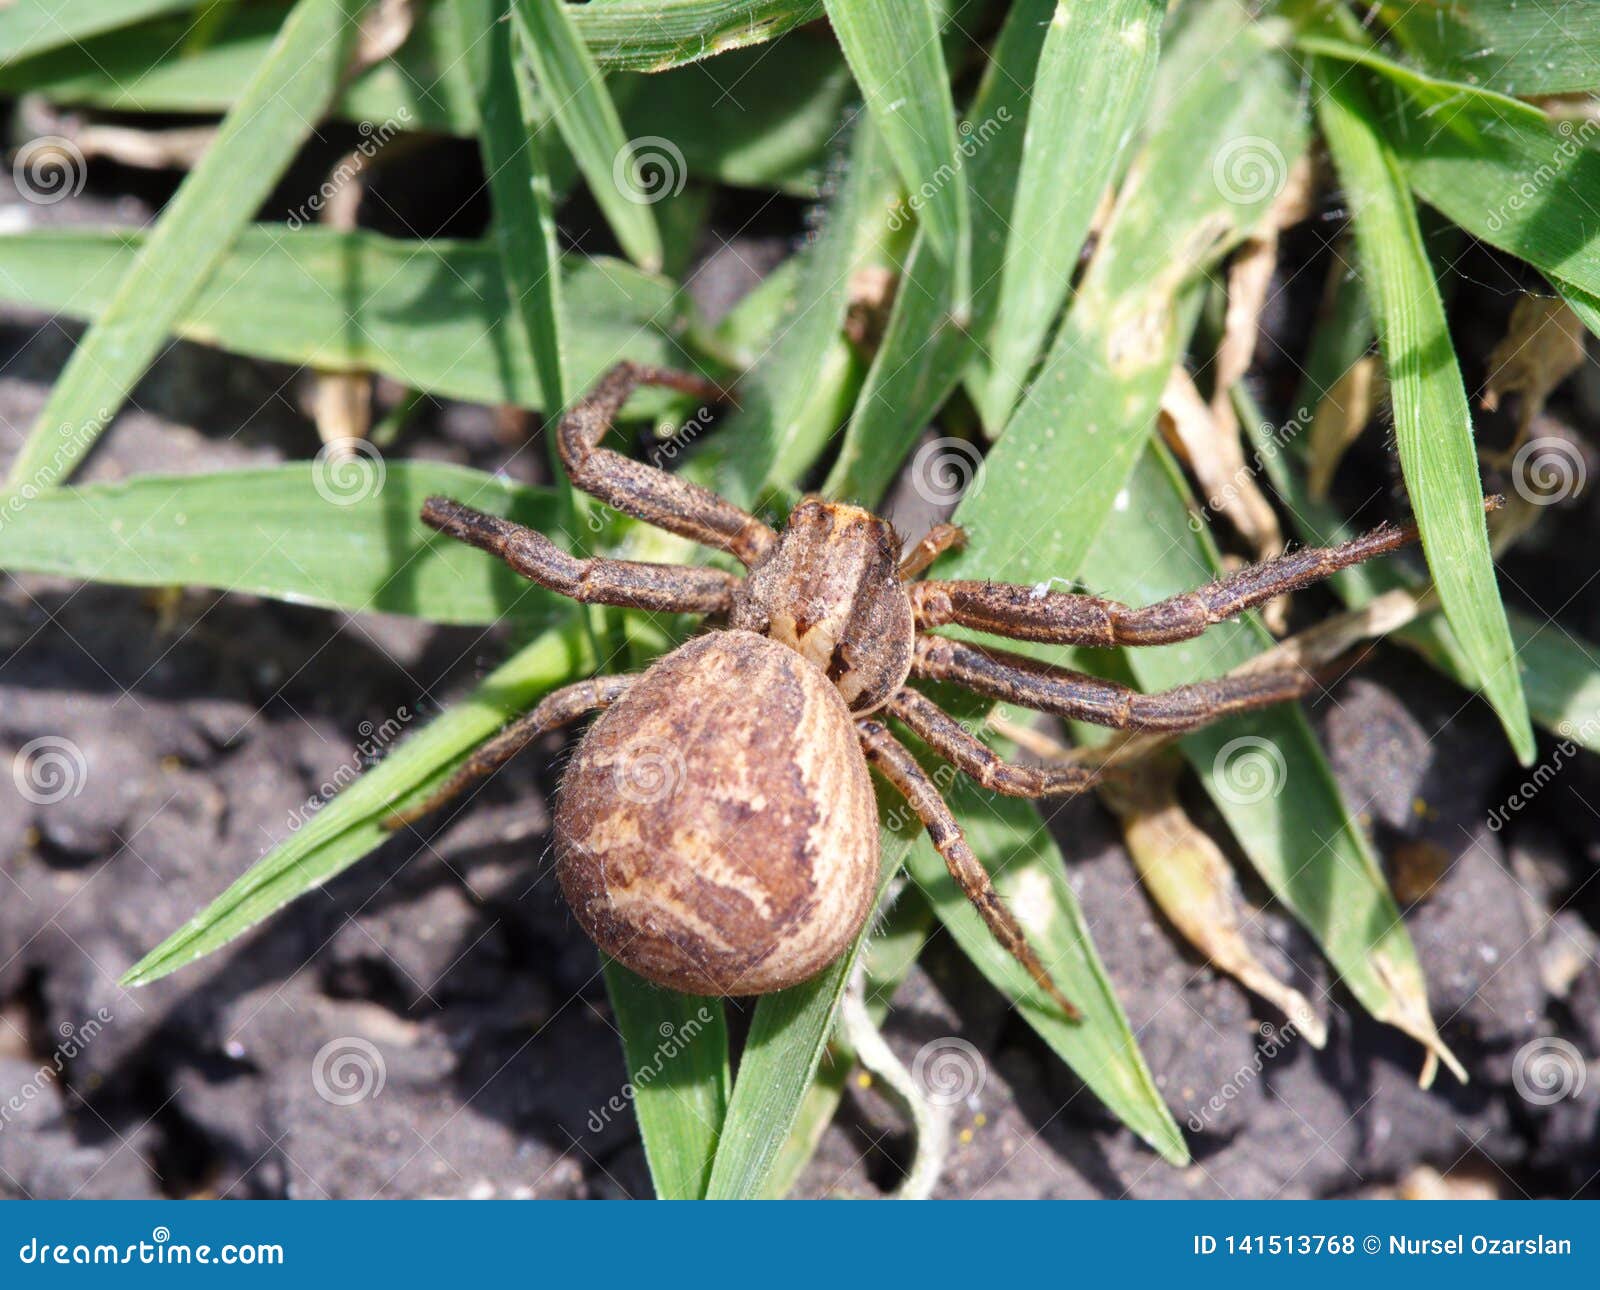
[910,785,1187,1164]
[977,0,1163,427]
[718,117,894,504]
[602,964,730,1199]
[0,0,194,61]
[513,0,662,273]
[457,0,568,415]
[1077,445,1463,1078]
[1375,0,1600,96]
[761,889,934,1197]
[1,2,834,149]
[704,837,907,1199]
[823,0,970,320]
[571,0,823,72]
[1239,371,1600,756]
[0,464,563,626]
[822,0,1053,504]
[2,0,363,493]
[1314,57,1534,763]
[951,22,1306,579]
[122,619,593,987]
[1360,68,1600,306]
[0,2,479,135]
[0,229,701,414]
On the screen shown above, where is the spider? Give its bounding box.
[388,361,1444,1018]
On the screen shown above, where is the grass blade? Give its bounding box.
[0,0,193,61]
[912,785,1188,1163]
[1314,57,1534,763]
[513,0,662,273]
[0,2,479,136]
[457,0,568,415]
[0,229,701,415]
[719,117,894,504]
[977,0,1163,427]
[0,464,562,626]
[1375,0,1600,96]
[1077,445,1463,1079]
[950,16,1307,579]
[122,619,592,987]
[823,0,970,319]
[704,837,907,1199]
[822,0,1054,503]
[2,0,363,493]
[572,0,823,72]
[1239,364,1600,756]
[761,889,934,1197]
[602,965,730,1199]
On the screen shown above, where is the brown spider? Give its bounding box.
[388,361,1446,1017]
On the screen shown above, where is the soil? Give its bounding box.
[1,137,1597,1201]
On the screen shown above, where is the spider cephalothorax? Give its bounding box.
[729,496,915,713]
[388,361,1453,1012]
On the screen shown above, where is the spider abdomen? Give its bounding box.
[554,630,879,995]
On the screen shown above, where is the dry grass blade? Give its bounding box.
[1097,753,1327,1047]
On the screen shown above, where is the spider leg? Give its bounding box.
[898,523,967,579]
[885,688,1104,797]
[908,501,1500,646]
[912,635,1345,732]
[423,498,740,614]
[856,718,1081,1021]
[558,361,777,566]
[384,675,633,831]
